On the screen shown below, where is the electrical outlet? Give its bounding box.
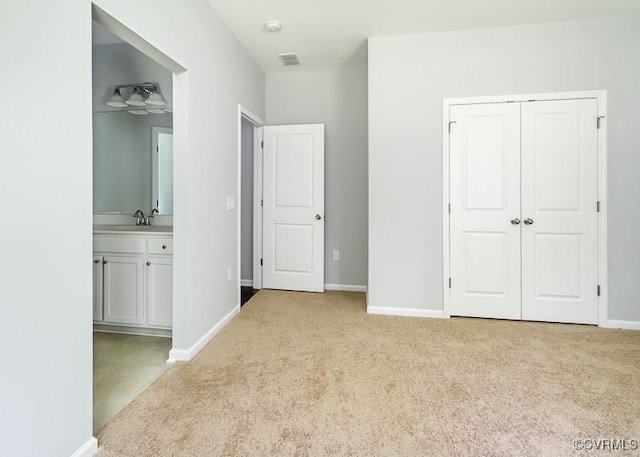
[226,197,236,211]
[333,250,340,261]
[227,267,232,282]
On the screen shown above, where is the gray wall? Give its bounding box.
[368,16,640,321]
[93,112,173,214]
[241,118,254,281]
[266,45,369,287]
[93,42,173,112]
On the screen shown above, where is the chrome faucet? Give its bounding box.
[132,209,145,226]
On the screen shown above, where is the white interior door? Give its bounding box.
[449,103,522,319]
[262,124,325,292]
[521,99,599,324]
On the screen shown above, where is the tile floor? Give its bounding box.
[93,332,172,432]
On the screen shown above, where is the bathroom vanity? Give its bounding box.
[93,225,173,336]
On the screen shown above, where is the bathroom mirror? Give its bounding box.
[93,111,173,215]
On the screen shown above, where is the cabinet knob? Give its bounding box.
[94,259,100,264]
[147,261,151,266]
[162,245,167,250]
[103,260,107,265]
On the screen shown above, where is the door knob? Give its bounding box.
[315,214,322,220]
[524,218,534,225]
[147,261,151,266]
[510,218,521,225]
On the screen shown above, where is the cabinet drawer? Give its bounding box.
[94,235,145,253]
[148,238,173,254]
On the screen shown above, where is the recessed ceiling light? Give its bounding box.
[265,21,281,33]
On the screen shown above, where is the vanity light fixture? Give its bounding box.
[106,87,128,107]
[125,87,147,106]
[106,82,168,111]
[145,86,167,106]
[128,109,148,115]
[146,109,166,114]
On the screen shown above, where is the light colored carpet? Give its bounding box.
[94,332,171,432]
[96,290,640,456]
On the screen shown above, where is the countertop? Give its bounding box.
[93,224,173,235]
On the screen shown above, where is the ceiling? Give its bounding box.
[207,0,640,73]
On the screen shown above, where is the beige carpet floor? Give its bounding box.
[96,290,640,456]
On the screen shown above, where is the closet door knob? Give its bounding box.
[147,261,151,266]
[315,214,322,220]
[524,218,534,225]
[510,218,521,225]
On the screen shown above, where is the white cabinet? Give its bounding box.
[93,255,104,322]
[146,256,173,328]
[103,255,144,325]
[93,233,172,332]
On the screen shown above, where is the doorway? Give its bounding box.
[443,91,608,325]
[238,106,264,305]
[91,8,183,433]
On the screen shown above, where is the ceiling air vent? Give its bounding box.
[278,52,300,66]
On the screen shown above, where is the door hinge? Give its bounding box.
[156,145,159,152]
[448,121,457,134]
[448,278,452,288]
[597,285,601,296]
[261,141,264,149]
[260,199,263,207]
[597,201,601,213]
[260,258,263,266]
[448,203,451,214]
[597,116,605,129]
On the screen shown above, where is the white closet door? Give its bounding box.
[521,99,599,324]
[449,103,522,319]
[262,124,325,292]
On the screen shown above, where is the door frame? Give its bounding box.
[442,90,608,325]
[151,126,173,213]
[237,105,265,301]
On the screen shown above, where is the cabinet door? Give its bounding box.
[103,255,144,325]
[93,255,103,322]
[146,256,173,328]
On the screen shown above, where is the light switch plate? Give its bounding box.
[226,197,236,211]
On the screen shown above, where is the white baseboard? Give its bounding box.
[324,283,367,292]
[70,437,98,457]
[241,281,367,293]
[367,306,447,319]
[600,320,640,330]
[167,305,240,363]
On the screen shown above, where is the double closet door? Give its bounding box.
[449,98,599,324]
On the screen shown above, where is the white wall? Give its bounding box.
[240,118,254,281]
[266,45,369,287]
[93,0,265,353]
[0,0,264,455]
[368,16,640,321]
[0,1,93,456]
